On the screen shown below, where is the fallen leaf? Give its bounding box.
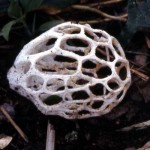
[0,103,15,121]
[138,141,150,150]
[0,135,12,149]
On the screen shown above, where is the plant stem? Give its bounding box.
[46,122,55,150]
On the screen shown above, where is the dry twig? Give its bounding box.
[130,68,149,81]
[46,122,55,150]
[79,18,111,24]
[145,36,150,48]
[90,0,125,6]
[72,5,127,21]
[0,106,28,142]
[118,120,150,131]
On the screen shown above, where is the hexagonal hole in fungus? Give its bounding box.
[57,86,65,91]
[60,38,91,56]
[54,55,77,63]
[115,62,127,81]
[115,61,122,67]
[44,95,62,105]
[108,80,119,90]
[15,61,31,74]
[36,54,78,75]
[90,83,104,96]
[67,78,89,89]
[27,75,44,91]
[72,90,89,100]
[46,79,64,92]
[84,29,95,40]
[55,55,78,72]
[66,38,88,48]
[28,37,57,55]
[67,86,73,89]
[46,38,57,46]
[40,94,62,105]
[35,55,56,73]
[96,46,115,61]
[67,80,76,89]
[82,60,96,69]
[94,32,107,41]
[96,66,112,79]
[94,32,102,38]
[78,110,90,115]
[83,71,95,78]
[76,79,89,85]
[92,101,104,109]
[23,61,31,73]
[119,66,127,81]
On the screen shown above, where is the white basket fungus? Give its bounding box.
[7,22,131,119]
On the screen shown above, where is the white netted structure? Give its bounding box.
[7,22,131,119]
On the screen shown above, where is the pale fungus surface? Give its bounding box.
[7,22,131,119]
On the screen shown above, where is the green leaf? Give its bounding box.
[39,20,64,31]
[20,0,43,13]
[1,20,16,41]
[8,0,22,18]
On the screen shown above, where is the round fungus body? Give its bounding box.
[7,22,131,119]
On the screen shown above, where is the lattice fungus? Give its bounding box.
[7,22,131,119]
